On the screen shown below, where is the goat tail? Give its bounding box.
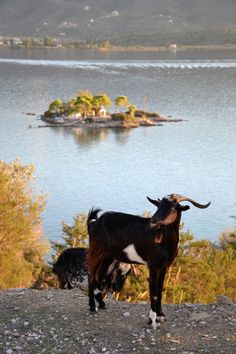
[87,242,106,284]
[87,208,101,232]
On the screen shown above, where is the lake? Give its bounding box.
[0,47,236,244]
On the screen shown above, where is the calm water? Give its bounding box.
[0,47,236,243]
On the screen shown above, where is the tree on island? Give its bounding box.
[128,105,137,119]
[45,91,141,122]
[49,99,65,114]
[74,90,93,118]
[92,93,111,111]
[114,95,132,112]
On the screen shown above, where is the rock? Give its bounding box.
[6,349,13,354]
[184,303,195,308]
[190,312,210,321]
[12,332,21,338]
[123,311,130,317]
[217,295,233,305]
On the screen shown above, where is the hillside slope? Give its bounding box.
[0,289,235,353]
[1,0,236,45]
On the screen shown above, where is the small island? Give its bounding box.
[41,90,182,129]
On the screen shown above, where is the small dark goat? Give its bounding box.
[87,194,210,329]
[52,248,88,290]
[52,247,131,297]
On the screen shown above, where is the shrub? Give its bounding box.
[0,160,48,289]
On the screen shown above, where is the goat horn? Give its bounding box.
[168,194,211,209]
[147,197,161,207]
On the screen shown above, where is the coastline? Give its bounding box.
[97,44,236,52]
[1,43,236,52]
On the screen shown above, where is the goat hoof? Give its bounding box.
[98,303,106,310]
[89,306,98,313]
[151,321,160,330]
[157,315,166,323]
[148,318,161,330]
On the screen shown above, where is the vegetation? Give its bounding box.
[0,160,48,289]
[45,90,113,119]
[114,96,131,112]
[51,213,89,261]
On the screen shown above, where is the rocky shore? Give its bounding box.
[0,289,235,354]
[40,114,183,129]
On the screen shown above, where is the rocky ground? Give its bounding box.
[0,289,235,354]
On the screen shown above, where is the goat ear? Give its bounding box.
[147,196,161,207]
[179,204,190,211]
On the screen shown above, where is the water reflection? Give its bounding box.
[69,127,109,148]
[2,47,236,61]
[53,125,133,148]
[112,129,131,145]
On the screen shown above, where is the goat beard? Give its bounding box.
[154,234,163,244]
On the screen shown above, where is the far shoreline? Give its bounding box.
[1,43,236,52]
[96,44,236,52]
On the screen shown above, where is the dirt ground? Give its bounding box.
[0,289,235,354]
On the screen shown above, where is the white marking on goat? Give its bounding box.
[90,219,97,223]
[119,263,132,275]
[78,278,88,291]
[149,309,159,330]
[123,244,146,264]
[157,316,165,323]
[94,288,100,295]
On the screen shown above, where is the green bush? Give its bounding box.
[111,112,127,121]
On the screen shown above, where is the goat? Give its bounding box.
[52,247,132,303]
[52,248,88,290]
[87,194,210,329]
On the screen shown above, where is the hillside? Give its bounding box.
[1,0,236,46]
[0,289,235,353]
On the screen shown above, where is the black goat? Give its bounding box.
[52,248,88,290]
[52,247,132,300]
[87,194,210,329]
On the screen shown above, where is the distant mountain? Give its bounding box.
[1,0,236,46]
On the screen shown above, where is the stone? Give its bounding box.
[190,312,210,321]
[123,312,130,317]
[217,295,233,305]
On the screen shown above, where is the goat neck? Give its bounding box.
[160,213,181,264]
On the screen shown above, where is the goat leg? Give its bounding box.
[88,280,97,312]
[148,267,160,330]
[94,291,106,309]
[156,267,167,323]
